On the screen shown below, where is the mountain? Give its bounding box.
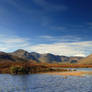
[10,49,39,62]
[69,56,83,63]
[30,52,41,59]
[31,52,83,63]
[0,49,84,63]
[38,53,62,63]
[0,51,28,62]
[10,49,84,63]
[78,54,92,64]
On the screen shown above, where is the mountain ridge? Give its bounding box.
[8,49,84,63]
[0,49,86,63]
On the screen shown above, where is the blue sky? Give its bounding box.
[0,0,92,56]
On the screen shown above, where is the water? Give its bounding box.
[0,68,92,92]
[76,68,92,71]
[53,67,92,71]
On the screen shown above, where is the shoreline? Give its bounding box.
[42,71,92,76]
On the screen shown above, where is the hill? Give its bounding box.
[78,54,92,64]
[0,51,28,62]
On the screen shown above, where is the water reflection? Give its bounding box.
[0,72,92,92]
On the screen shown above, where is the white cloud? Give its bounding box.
[0,34,92,57]
[75,54,86,57]
[40,35,54,39]
[29,41,92,56]
[40,35,81,42]
[0,34,31,52]
[40,35,57,41]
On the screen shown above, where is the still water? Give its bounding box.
[0,68,92,92]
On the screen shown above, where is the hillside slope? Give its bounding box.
[78,54,92,64]
[10,49,39,62]
[0,52,28,62]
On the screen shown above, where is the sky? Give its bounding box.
[0,0,92,56]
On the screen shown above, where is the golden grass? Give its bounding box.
[0,61,92,74]
[42,71,92,76]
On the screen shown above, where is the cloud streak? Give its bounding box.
[29,41,92,56]
[40,35,82,42]
[0,34,92,56]
[0,34,31,52]
[33,0,68,12]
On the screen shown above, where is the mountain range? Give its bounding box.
[0,49,85,63]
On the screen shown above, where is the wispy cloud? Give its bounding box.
[3,0,67,14]
[28,35,92,56]
[41,16,51,26]
[68,24,84,28]
[87,22,92,26]
[0,34,91,56]
[50,26,66,31]
[0,34,31,52]
[87,22,92,29]
[29,41,92,56]
[3,0,31,13]
[40,35,81,42]
[33,0,68,12]
[40,35,54,39]
[0,0,40,15]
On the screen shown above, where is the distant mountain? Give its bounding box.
[69,56,83,63]
[38,53,62,63]
[78,54,92,64]
[0,51,28,62]
[30,52,83,63]
[10,49,39,62]
[0,49,84,63]
[30,52,41,59]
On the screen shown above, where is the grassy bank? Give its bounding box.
[0,61,71,74]
[0,61,92,74]
[43,71,92,76]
